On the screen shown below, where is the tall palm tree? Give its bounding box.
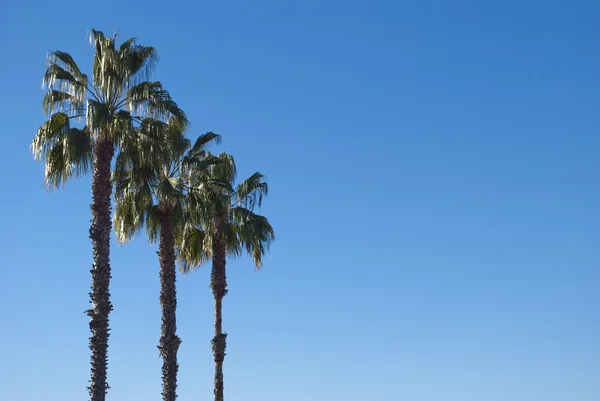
[114,127,224,401]
[179,159,275,401]
[31,29,187,401]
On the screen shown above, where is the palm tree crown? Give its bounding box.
[32,29,188,188]
[178,160,275,271]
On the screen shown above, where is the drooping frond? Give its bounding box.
[126,81,189,128]
[156,172,184,206]
[42,60,87,115]
[163,117,191,165]
[115,117,169,171]
[86,98,112,130]
[184,155,228,182]
[113,145,157,201]
[42,90,82,116]
[118,38,159,88]
[190,132,221,155]
[235,172,268,211]
[49,51,85,81]
[209,152,236,184]
[176,222,211,273]
[32,113,70,160]
[31,114,93,190]
[145,204,163,243]
[113,185,152,244]
[229,207,274,269]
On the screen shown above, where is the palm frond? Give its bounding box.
[113,185,153,244]
[183,154,229,180]
[32,113,70,159]
[118,39,159,88]
[165,118,191,161]
[230,207,275,269]
[88,99,115,131]
[41,126,93,190]
[49,51,86,80]
[190,132,221,155]
[89,29,119,95]
[42,90,83,116]
[156,173,183,204]
[126,81,189,128]
[42,63,86,114]
[176,223,211,273]
[235,172,268,211]
[145,205,163,243]
[209,152,237,184]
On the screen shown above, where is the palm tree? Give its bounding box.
[31,29,187,401]
[179,159,275,401]
[114,127,223,401]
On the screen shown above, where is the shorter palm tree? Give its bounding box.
[113,124,223,401]
[179,159,275,401]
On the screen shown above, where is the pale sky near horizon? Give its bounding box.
[1,1,599,401]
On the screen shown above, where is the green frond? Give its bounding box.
[89,29,120,93]
[114,184,152,244]
[156,173,184,205]
[118,40,159,88]
[40,127,93,190]
[183,154,230,183]
[42,63,86,114]
[49,51,86,81]
[86,98,114,130]
[235,172,268,211]
[113,161,131,200]
[89,29,106,53]
[126,81,189,128]
[42,90,82,116]
[145,205,163,243]
[32,113,93,190]
[129,118,173,169]
[165,118,191,161]
[32,113,70,160]
[114,192,141,244]
[119,37,136,53]
[230,207,275,269]
[210,152,237,184]
[111,110,136,144]
[190,132,221,155]
[114,143,159,201]
[43,63,85,89]
[177,224,211,273]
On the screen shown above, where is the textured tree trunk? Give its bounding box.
[211,219,228,401]
[158,207,181,401]
[86,136,115,401]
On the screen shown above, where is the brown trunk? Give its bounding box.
[211,218,228,401]
[158,207,181,401]
[86,136,115,401]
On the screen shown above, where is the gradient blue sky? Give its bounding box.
[1,1,599,400]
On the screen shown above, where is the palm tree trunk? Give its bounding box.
[86,136,115,401]
[211,220,228,401]
[158,208,181,401]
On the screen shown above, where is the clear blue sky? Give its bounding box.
[1,1,598,400]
